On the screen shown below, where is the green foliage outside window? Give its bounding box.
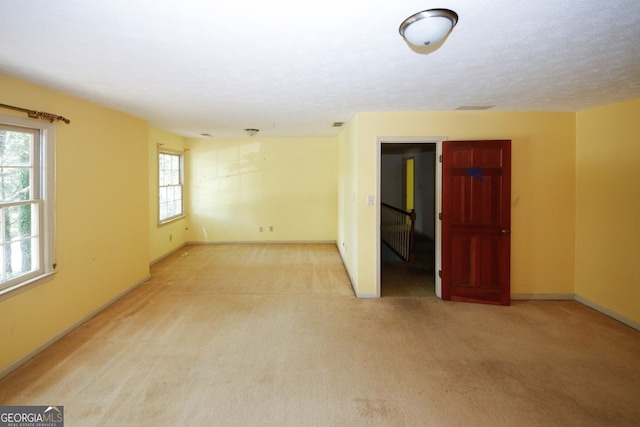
[0,128,36,282]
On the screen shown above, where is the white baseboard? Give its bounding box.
[575,295,640,331]
[511,293,575,300]
[186,240,337,245]
[512,293,639,331]
[355,291,378,298]
[0,275,151,381]
[150,243,187,266]
[335,246,361,299]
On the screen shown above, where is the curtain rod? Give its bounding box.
[157,143,189,153]
[0,102,70,124]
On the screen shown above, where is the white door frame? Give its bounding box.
[376,136,445,298]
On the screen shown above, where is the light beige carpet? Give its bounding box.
[1,244,639,426]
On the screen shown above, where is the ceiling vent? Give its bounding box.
[332,122,344,127]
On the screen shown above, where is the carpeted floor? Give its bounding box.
[1,244,639,426]
[381,231,435,297]
[381,261,435,297]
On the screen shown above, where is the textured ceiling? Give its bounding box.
[1,0,639,138]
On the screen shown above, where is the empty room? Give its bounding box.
[1,1,639,425]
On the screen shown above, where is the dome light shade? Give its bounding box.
[399,9,458,47]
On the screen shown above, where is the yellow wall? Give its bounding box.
[338,111,576,296]
[337,117,359,285]
[186,136,337,242]
[576,98,640,325]
[1,68,635,377]
[149,128,188,263]
[0,74,150,375]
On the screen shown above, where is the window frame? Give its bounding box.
[157,148,185,225]
[0,114,56,300]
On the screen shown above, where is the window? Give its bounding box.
[0,116,55,297]
[158,150,184,224]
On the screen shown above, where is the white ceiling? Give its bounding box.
[1,0,639,138]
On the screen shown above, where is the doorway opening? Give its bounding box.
[378,138,444,298]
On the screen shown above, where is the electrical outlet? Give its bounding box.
[259,226,263,232]
[269,226,273,232]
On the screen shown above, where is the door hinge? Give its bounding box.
[438,270,442,278]
[438,212,442,220]
[439,154,443,162]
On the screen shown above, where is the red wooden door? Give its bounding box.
[442,140,511,305]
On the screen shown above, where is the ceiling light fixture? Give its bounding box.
[244,128,259,137]
[399,9,458,47]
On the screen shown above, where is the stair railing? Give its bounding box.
[381,203,416,263]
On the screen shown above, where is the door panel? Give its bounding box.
[442,140,511,305]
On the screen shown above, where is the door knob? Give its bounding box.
[501,229,511,235]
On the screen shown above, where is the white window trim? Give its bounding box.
[157,148,185,226]
[0,114,56,301]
